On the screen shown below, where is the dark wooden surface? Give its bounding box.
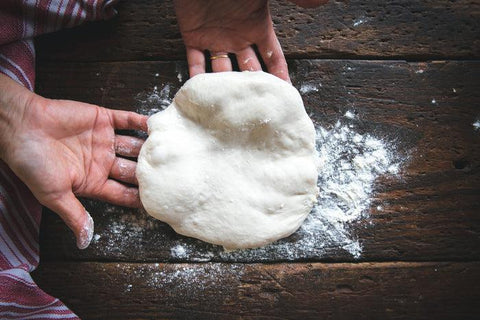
[31,0,480,319]
[35,60,480,263]
[36,0,480,61]
[34,262,480,320]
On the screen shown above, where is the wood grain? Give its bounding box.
[35,60,480,262]
[32,262,480,319]
[35,0,480,62]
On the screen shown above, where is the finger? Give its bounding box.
[187,47,206,78]
[43,192,94,250]
[115,135,144,157]
[257,31,291,82]
[110,157,138,185]
[109,109,148,132]
[210,51,232,73]
[236,47,262,72]
[98,179,141,208]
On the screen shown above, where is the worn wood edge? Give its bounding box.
[35,0,480,62]
[36,59,480,263]
[32,261,480,320]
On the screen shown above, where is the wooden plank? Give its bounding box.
[32,262,480,319]
[35,60,480,262]
[35,0,480,62]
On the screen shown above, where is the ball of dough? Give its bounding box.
[137,71,318,249]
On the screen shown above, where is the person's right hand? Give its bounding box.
[174,0,327,82]
[0,74,147,249]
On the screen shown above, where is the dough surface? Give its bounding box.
[137,71,318,249]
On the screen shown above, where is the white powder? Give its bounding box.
[143,264,243,298]
[243,57,252,65]
[353,17,368,27]
[135,84,172,116]
[473,120,480,131]
[169,243,215,262]
[217,116,401,260]
[97,84,402,261]
[175,62,184,83]
[170,244,187,258]
[344,110,355,119]
[299,83,320,94]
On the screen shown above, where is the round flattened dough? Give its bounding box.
[137,71,318,249]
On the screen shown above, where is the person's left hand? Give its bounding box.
[0,74,147,249]
[174,0,291,82]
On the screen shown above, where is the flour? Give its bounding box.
[135,84,172,116]
[168,111,402,260]
[170,245,187,259]
[344,110,355,119]
[215,116,401,260]
[299,83,320,94]
[95,82,402,261]
[473,120,480,131]
[353,17,369,27]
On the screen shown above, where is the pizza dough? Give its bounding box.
[136,71,318,249]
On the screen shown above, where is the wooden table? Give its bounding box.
[32,1,480,319]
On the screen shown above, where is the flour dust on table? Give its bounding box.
[135,83,173,116]
[169,113,402,260]
[91,81,403,260]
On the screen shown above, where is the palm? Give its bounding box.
[19,100,115,202]
[6,96,147,245]
[174,0,290,81]
[177,1,270,53]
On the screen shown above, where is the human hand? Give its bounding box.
[0,74,147,249]
[174,0,291,81]
[174,0,327,82]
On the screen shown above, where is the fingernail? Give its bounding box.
[77,211,94,250]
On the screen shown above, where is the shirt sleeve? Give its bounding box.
[0,0,119,90]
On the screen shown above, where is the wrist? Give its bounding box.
[0,73,38,162]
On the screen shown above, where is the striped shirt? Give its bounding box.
[0,1,118,318]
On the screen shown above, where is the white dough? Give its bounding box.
[137,71,318,249]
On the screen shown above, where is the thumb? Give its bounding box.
[44,192,94,250]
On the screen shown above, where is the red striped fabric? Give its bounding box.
[0,1,119,318]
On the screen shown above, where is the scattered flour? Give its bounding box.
[243,57,252,65]
[473,120,480,131]
[175,62,184,83]
[353,17,368,27]
[170,245,187,259]
[344,110,355,119]
[97,85,403,262]
[167,112,402,260]
[120,263,243,294]
[214,116,401,260]
[299,83,320,94]
[135,84,173,116]
[144,264,243,299]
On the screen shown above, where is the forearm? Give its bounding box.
[0,73,36,161]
